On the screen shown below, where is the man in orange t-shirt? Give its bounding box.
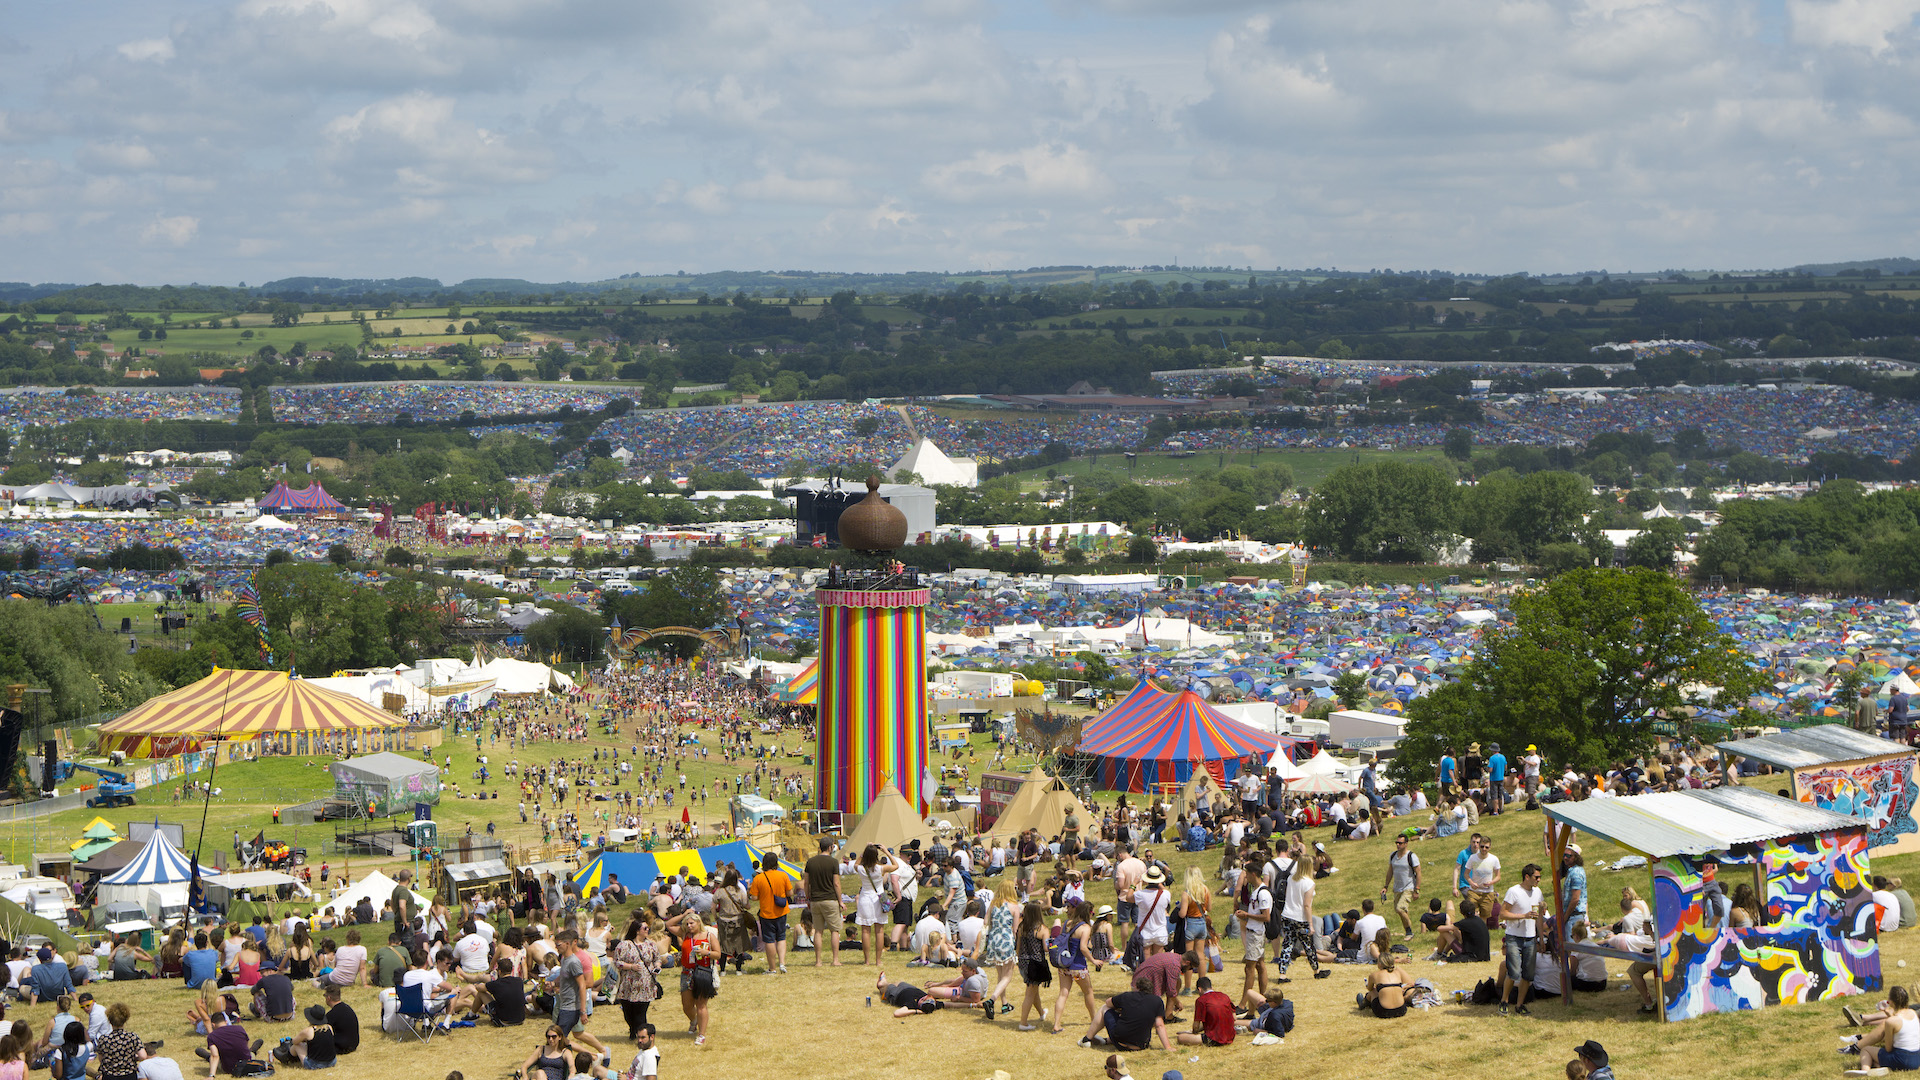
[748,853,792,974]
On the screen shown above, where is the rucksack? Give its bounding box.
[1048,922,1086,968]
[1260,887,1284,941]
[957,864,977,898]
[1471,977,1501,1005]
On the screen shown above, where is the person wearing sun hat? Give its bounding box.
[1573,1039,1614,1080]
[1523,745,1543,796]
[1133,867,1173,958]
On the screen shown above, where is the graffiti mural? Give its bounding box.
[1654,830,1879,1021]
[1796,754,1920,854]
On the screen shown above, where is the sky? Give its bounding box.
[2,0,1919,285]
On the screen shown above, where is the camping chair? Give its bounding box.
[394,983,447,1044]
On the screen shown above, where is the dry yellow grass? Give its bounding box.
[52,775,1917,1080]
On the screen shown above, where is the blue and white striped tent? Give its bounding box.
[101,828,218,887]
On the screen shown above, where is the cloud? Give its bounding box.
[0,0,1916,280]
[77,143,160,171]
[140,215,200,246]
[116,38,176,62]
[1789,0,1920,54]
[923,143,1108,202]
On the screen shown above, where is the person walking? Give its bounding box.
[677,914,719,1047]
[1274,855,1324,982]
[803,840,845,969]
[609,915,662,1041]
[1382,835,1422,940]
[747,854,791,974]
[978,888,1018,1020]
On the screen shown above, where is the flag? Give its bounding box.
[251,829,265,850]
[188,853,207,914]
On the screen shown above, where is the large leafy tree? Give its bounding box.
[1304,460,1457,561]
[0,603,160,721]
[1396,568,1763,782]
[600,566,731,660]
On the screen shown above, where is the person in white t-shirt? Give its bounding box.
[1133,868,1174,953]
[452,920,492,983]
[1874,876,1903,933]
[1353,900,1387,950]
[1497,863,1545,1015]
[5,949,31,991]
[955,906,987,957]
[627,1026,658,1080]
[1235,876,1273,1010]
[1522,746,1543,794]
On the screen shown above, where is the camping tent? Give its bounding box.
[98,668,408,757]
[256,483,345,513]
[316,869,430,920]
[302,670,434,715]
[1077,681,1280,792]
[887,438,979,488]
[473,658,573,698]
[845,782,937,852]
[246,514,297,531]
[330,752,441,817]
[774,660,818,706]
[986,764,1089,840]
[97,828,218,907]
[572,841,801,895]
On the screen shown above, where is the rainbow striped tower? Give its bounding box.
[815,581,929,816]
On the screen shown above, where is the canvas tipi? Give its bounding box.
[989,764,1089,840]
[845,782,937,852]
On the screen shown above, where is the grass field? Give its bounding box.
[13,706,1912,1080]
[999,448,1451,490]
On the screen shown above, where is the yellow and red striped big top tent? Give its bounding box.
[99,668,407,757]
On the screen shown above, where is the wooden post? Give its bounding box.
[1544,818,1573,1007]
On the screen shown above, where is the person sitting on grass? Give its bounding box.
[1235,987,1293,1040]
[1433,899,1489,962]
[1842,984,1920,1071]
[1078,975,1173,1053]
[271,1005,337,1070]
[184,990,241,1039]
[914,959,987,1004]
[195,1010,264,1077]
[1355,950,1410,1018]
[1174,976,1235,1047]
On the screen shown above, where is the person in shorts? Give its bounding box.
[748,854,791,974]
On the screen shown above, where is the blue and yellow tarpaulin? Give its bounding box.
[571,840,803,894]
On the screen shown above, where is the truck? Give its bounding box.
[52,761,137,808]
[145,882,190,925]
[1,877,77,929]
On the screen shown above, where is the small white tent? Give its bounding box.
[316,869,430,921]
[888,438,979,488]
[247,514,297,531]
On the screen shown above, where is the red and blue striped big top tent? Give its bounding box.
[1077,679,1280,793]
[257,482,345,513]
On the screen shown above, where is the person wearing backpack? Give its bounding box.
[747,854,791,975]
[1274,856,1326,981]
[1234,875,1273,1013]
[1048,900,1099,1036]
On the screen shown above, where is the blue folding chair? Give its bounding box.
[395,983,446,1044]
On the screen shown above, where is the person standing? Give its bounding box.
[803,839,845,969]
[1274,857,1323,981]
[1016,830,1040,902]
[1498,864,1545,1016]
[1522,745,1542,797]
[747,854,791,974]
[1381,835,1422,940]
[1857,688,1880,735]
[1112,844,1145,953]
[609,916,662,1040]
[391,871,418,948]
[1893,685,1913,745]
[1234,874,1272,1014]
[1560,845,1588,927]
[1485,744,1507,815]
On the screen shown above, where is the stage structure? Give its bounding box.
[815,477,929,817]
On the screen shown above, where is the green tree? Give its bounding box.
[599,565,730,659]
[1127,536,1158,564]
[1443,428,1474,462]
[523,605,606,664]
[1624,518,1685,570]
[1332,671,1367,710]
[1304,460,1456,562]
[1397,568,1762,780]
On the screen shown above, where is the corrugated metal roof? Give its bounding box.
[1543,787,1865,857]
[445,858,509,883]
[1715,724,1904,769]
